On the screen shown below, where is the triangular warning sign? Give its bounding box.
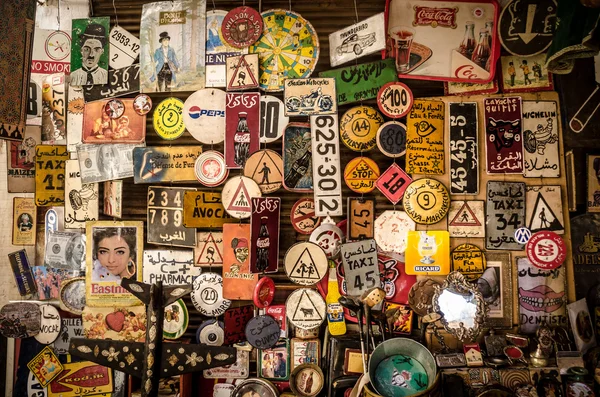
[292,290,324,322]
[228,55,258,90]
[449,202,481,226]
[289,248,322,280]
[528,192,563,232]
[196,233,224,266]
[250,151,283,182]
[228,181,251,212]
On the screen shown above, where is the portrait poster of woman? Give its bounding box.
[82,99,146,143]
[85,221,143,307]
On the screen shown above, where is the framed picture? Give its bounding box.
[500,53,553,94]
[477,252,513,328]
[85,221,143,307]
[82,99,146,143]
[259,339,290,380]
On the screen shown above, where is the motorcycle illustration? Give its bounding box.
[285,87,334,114]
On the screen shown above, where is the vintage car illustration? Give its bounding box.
[336,33,377,56]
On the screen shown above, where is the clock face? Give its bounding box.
[249,9,320,92]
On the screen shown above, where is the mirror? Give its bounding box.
[432,272,488,342]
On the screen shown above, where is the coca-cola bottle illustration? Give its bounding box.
[485,20,494,49]
[471,28,491,70]
[255,216,270,272]
[458,21,476,60]
[234,111,250,167]
[284,148,311,188]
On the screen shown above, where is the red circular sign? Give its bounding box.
[290,198,321,235]
[377,82,414,119]
[526,231,566,270]
[221,6,263,49]
[253,277,275,309]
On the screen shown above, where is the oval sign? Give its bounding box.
[35,304,61,344]
[133,94,152,116]
[183,89,226,144]
[344,157,380,194]
[163,299,189,340]
[260,95,288,143]
[153,97,185,140]
[377,82,414,118]
[340,106,384,152]
[285,288,326,330]
[245,315,281,349]
[291,198,321,235]
[0,302,41,338]
[195,150,229,187]
[221,6,263,48]
[191,273,231,317]
[402,178,450,225]
[284,242,329,286]
[377,121,407,158]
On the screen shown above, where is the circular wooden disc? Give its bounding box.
[377,82,414,118]
[245,315,281,349]
[284,242,328,285]
[153,97,185,140]
[0,302,41,338]
[526,231,566,270]
[183,89,226,144]
[340,106,384,152]
[309,222,345,259]
[221,6,263,48]
[285,288,326,330]
[221,176,262,219]
[133,94,152,115]
[243,149,283,194]
[260,95,288,143]
[344,157,380,193]
[59,277,86,315]
[290,364,325,397]
[290,198,321,234]
[195,150,229,187]
[374,210,416,254]
[191,273,231,317]
[402,178,450,225]
[35,304,61,344]
[408,279,441,317]
[163,299,189,340]
[376,121,407,158]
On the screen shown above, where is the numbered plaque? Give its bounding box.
[224,305,254,345]
[402,178,450,225]
[486,181,526,250]
[109,26,140,69]
[348,198,375,240]
[376,121,407,158]
[35,145,68,206]
[223,224,258,300]
[339,106,383,152]
[311,114,343,216]
[183,191,235,229]
[449,102,479,194]
[64,160,99,229]
[41,73,66,144]
[341,239,379,296]
[82,64,141,102]
[484,97,524,174]
[260,95,288,143]
[374,210,415,254]
[225,92,260,169]
[147,187,196,248]
[142,249,198,285]
[250,197,280,274]
[377,82,413,119]
[406,100,445,175]
[376,163,411,205]
[522,100,560,178]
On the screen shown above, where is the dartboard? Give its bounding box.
[249,9,320,92]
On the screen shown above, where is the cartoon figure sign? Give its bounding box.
[27,346,63,387]
[484,97,524,174]
[223,224,258,300]
[70,17,110,86]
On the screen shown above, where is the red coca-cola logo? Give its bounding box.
[413,6,458,28]
[454,64,481,80]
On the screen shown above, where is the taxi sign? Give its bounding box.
[451,243,487,280]
[341,239,379,296]
[191,273,231,317]
[291,198,321,235]
[526,231,566,270]
[153,97,185,140]
[221,6,263,48]
[339,106,384,152]
[35,145,68,207]
[195,150,229,187]
[244,149,283,194]
[183,88,226,144]
[402,178,450,225]
[284,242,328,286]
[344,157,380,194]
[377,82,413,118]
[376,163,411,204]
[374,210,415,254]
[221,176,262,219]
[286,288,326,330]
[376,121,407,158]
[405,231,450,276]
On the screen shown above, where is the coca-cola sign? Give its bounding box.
[250,197,280,274]
[413,6,458,28]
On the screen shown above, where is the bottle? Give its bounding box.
[471,28,491,70]
[458,22,476,59]
[284,148,311,188]
[485,20,494,49]
[326,261,346,336]
[255,217,270,272]
[234,111,250,167]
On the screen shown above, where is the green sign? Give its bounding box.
[319,59,399,106]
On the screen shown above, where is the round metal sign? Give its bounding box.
[153,97,185,140]
[309,222,345,259]
[402,178,450,225]
[498,0,557,56]
[377,82,414,118]
[243,149,283,194]
[183,88,226,144]
[254,276,276,309]
[195,150,229,187]
[408,279,441,317]
[344,157,380,194]
[221,176,262,219]
[291,198,321,235]
[376,121,407,158]
[191,273,231,317]
[515,227,532,245]
[0,302,41,338]
[133,94,152,115]
[260,95,288,143]
[374,210,416,254]
[35,304,61,344]
[286,288,326,330]
[59,277,86,315]
[163,298,189,340]
[340,106,384,152]
[221,6,263,48]
[245,315,281,349]
[284,242,329,286]
[526,231,567,270]
[290,364,325,397]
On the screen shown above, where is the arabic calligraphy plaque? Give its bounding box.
[447,200,485,238]
[311,114,343,216]
[525,185,564,234]
[223,224,258,300]
[250,197,280,274]
[339,106,383,152]
[522,100,560,178]
[153,97,185,140]
[449,102,479,194]
[64,159,99,229]
[451,243,486,280]
[486,181,526,250]
[133,146,203,183]
[142,249,198,285]
[183,191,235,229]
[484,97,524,174]
[406,99,445,175]
[35,304,61,344]
[348,198,375,241]
[341,239,379,296]
[498,0,557,56]
[147,186,196,248]
[291,198,321,235]
[402,178,450,225]
[35,145,68,207]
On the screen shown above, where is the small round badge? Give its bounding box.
[286,288,326,330]
[344,157,380,194]
[377,82,414,118]
[183,89,226,144]
[133,94,152,115]
[526,231,567,270]
[195,150,229,187]
[163,298,189,340]
[105,99,125,119]
[284,242,328,286]
[221,6,263,48]
[254,277,276,308]
[245,315,281,349]
[340,106,384,152]
[290,364,325,397]
[35,304,61,344]
[260,95,288,143]
[377,121,407,158]
[153,97,185,140]
[243,149,283,194]
[221,176,262,219]
[309,222,345,259]
[191,273,231,317]
[402,178,450,225]
[291,198,321,235]
[515,227,532,245]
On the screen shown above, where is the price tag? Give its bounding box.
[486,181,526,250]
[341,239,379,296]
[311,114,343,216]
[223,305,254,345]
[109,26,140,69]
[376,163,411,205]
[377,82,413,118]
[35,145,68,206]
[348,198,375,240]
[449,102,479,194]
[147,186,197,248]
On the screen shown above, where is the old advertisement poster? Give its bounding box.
[250,197,280,274]
[13,197,37,245]
[222,224,258,300]
[484,97,524,174]
[82,98,146,143]
[225,92,260,169]
[283,78,337,116]
[205,10,246,87]
[406,99,444,175]
[8,126,41,193]
[522,100,560,178]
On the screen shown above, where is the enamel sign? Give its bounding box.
[147,186,196,248]
[283,78,337,117]
[406,100,445,175]
[486,181,526,250]
[329,13,386,67]
[484,97,524,174]
[522,100,560,178]
[449,102,479,194]
[311,114,343,216]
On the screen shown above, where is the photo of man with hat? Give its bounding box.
[70,21,109,86]
[153,32,180,92]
